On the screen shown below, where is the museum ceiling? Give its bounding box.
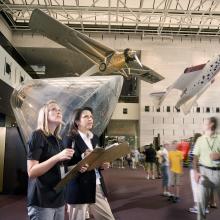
[1,0,220,37]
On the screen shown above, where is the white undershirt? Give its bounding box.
[78,130,101,185]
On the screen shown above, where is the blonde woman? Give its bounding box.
[27,100,74,220]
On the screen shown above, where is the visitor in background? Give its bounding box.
[188,133,208,214]
[144,144,156,180]
[168,140,183,203]
[157,143,170,196]
[193,117,220,220]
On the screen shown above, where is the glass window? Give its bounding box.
[167,106,171,112]
[145,106,150,112]
[20,75,24,83]
[5,62,11,74]
[123,108,128,114]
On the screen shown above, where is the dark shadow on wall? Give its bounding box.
[3,127,28,194]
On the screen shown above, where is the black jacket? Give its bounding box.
[144,147,156,163]
[63,132,108,204]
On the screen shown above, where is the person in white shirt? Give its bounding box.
[63,107,115,220]
[157,143,170,196]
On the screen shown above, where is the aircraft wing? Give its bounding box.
[29,9,115,65]
[172,64,206,91]
[123,61,164,83]
[80,63,164,83]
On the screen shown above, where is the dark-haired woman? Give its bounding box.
[63,107,115,220]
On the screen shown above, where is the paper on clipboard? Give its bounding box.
[54,142,130,191]
[88,142,129,170]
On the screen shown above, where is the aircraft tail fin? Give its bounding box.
[179,97,198,115]
[178,80,213,115]
[150,92,167,108]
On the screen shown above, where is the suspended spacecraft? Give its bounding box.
[10,76,123,144]
[151,55,220,114]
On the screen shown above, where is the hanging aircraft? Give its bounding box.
[29,9,164,84]
[151,55,220,114]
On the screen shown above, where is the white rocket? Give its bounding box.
[151,55,220,114]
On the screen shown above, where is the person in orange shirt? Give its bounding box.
[168,140,184,203]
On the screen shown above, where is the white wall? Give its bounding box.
[0,16,12,43]
[89,34,220,145]
[138,38,220,146]
[12,31,220,146]
[0,46,32,88]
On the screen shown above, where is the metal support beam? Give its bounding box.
[1,0,220,37]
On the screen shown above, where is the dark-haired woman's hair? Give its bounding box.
[193,133,202,144]
[207,117,218,131]
[68,107,93,136]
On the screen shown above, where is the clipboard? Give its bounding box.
[54,142,130,191]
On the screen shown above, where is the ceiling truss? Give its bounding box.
[0,0,220,37]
